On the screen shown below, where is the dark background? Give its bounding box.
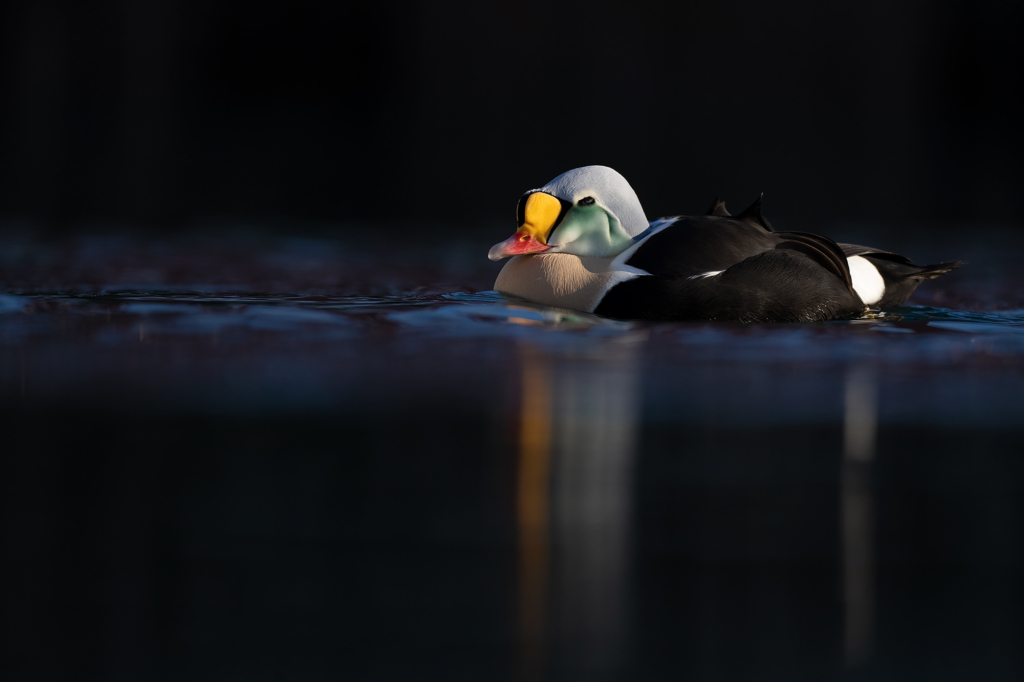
[2,0,1022,230]
[4,3,1024,680]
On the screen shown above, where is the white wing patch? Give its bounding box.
[688,270,723,280]
[847,255,885,305]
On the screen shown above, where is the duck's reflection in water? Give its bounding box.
[842,366,878,666]
[515,335,644,680]
[517,347,553,676]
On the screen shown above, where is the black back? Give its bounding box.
[598,247,863,322]
[597,211,864,322]
[625,215,778,279]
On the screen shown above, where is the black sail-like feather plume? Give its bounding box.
[706,197,731,216]
[735,193,774,232]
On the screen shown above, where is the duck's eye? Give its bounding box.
[577,196,595,206]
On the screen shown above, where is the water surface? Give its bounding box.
[3,227,1023,680]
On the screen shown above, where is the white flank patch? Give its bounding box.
[847,255,885,305]
[688,270,723,280]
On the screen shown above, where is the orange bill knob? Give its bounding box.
[488,193,563,261]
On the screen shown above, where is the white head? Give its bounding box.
[488,166,649,261]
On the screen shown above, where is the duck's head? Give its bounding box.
[488,166,649,261]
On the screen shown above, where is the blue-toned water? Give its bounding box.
[2,228,1023,680]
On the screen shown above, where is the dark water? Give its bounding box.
[3,226,1024,680]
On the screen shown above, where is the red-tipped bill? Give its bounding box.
[488,232,552,261]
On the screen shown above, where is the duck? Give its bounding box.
[487,166,961,323]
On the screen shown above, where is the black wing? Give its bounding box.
[605,199,864,321]
[775,231,854,292]
[626,216,856,296]
[598,247,864,322]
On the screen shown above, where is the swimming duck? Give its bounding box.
[488,166,961,323]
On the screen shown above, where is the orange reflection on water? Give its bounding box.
[517,347,552,678]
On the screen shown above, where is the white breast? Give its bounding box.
[494,254,642,313]
[493,218,676,313]
[847,255,885,305]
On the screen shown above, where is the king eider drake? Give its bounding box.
[487,166,961,323]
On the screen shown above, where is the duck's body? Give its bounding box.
[489,167,960,323]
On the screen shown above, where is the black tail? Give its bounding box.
[912,261,963,280]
